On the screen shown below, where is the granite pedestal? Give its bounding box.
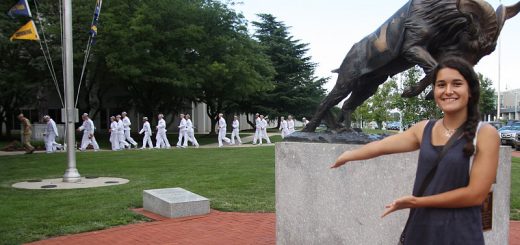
[275,142,511,244]
[143,187,210,218]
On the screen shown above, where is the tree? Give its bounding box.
[188,2,275,134]
[0,1,58,137]
[251,14,327,127]
[351,66,441,129]
[391,66,441,127]
[478,73,496,119]
[375,80,396,128]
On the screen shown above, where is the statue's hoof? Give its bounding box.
[331,127,356,133]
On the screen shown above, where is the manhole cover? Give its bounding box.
[104,181,119,184]
[41,185,57,189]
[85,176,98,179]
[27,179,42,182]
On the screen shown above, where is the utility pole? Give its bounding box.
[62,0,81,183]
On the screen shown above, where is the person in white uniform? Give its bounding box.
[230,115,242,145]
[139,116,154,149]
[176,114,188,148]
[109,116,120,151]
[43,115,62,153]
[155,113,171,149]
[302,117,309,128]
[76,113,100,151]
[260,115,271,144]
[252,113,263,145]
[287,115,295,134]
[122,111,138,148]
[279,116,289,139]
[116,115,130,149]
[217,113,231,147]
[185,114,199,147]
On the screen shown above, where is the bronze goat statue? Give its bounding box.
[303,0,520,132]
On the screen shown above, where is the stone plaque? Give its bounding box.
[482,191,493,231]
[143,187,210,218]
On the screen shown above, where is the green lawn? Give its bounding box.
[0,145,518,244]
[0,147,274,244]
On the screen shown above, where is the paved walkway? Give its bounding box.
[512,221,520,245]
[27,209,275,245]
[25,210,520,245]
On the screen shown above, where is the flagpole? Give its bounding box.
[62,0,81,183]
[497,0,502,121]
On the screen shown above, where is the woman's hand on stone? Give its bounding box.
[330,158,347,168]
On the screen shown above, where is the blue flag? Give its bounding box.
[6,0,32,18]
[89,0,102,44]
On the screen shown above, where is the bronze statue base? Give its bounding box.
[283,131,389,144]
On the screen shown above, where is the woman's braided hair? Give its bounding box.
[432,56,481,157]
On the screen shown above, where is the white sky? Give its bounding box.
[233,0,520,93]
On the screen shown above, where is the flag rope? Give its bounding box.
[74,0,102,108]
[34,0,65,107]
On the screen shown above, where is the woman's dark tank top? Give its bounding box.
[404,120,483,245]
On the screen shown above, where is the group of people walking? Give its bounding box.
[107,112,138,151]
[18,111,303,153]
[278,115,296,139]
[107,112,199,151]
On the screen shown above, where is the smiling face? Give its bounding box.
[434,67,471,115]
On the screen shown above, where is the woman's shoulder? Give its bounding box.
[409,120,431,134]
[476,122,499,139]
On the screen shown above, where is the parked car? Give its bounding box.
[499,126,520,147]
[386,121,401,130]
[514,134,520,150]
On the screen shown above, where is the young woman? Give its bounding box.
[331,56,499,244]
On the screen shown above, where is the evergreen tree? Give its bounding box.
[251,14,326,127]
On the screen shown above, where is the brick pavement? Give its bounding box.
[25,209,520,244]
[27,209,275,245]
[512,221,520,245]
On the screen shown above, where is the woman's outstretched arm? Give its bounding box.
[330,120,428,168]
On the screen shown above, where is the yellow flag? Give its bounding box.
[10,20,40,41]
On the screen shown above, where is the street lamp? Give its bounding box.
[514,92,518,120]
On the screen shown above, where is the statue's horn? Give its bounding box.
[505,1,520,19]
[496,2,520,35]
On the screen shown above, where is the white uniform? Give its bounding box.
[287,119,295,134]
[231,119,241,145]
[44,118,61,153]
[252,117,263,145]
[139,121,153,149]
[122,116,138,147]
[110,121,120,150]
[279,119,289,139]
[78,118,99,151]
[177,118,188,147]
[186,119,199,147]
[117,120,130,149]
[218,117,231,147]
[303,119,309,127]
[156,118,170,148]
[261,118,271,143]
